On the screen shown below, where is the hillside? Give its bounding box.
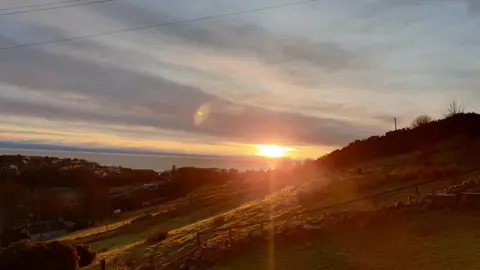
[0,156,247,231]
[4,114,480,270]
[211,211,480,270]
[318,113,480,168]
[76,113,480,269]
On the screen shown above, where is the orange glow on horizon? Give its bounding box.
[255,144,294,158]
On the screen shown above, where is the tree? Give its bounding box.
[34,188,62,221]
[79,180,109,222]
[411,115,433,128]
[445,100,465,118]
[0,181,25,230]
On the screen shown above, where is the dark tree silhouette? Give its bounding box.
[79,179,109,222]
[445,100,465,118]
[35,188,62,221]
[0,181,25,230]
[411,115,433,128]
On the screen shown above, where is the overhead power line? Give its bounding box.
[0,0,319,52]
[0,0,113,16]
[0,0,81,11]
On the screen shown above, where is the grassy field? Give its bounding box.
[211,211,480,270]
[56,182,237,242]
[205,151,480,270]
[80,184,282,267]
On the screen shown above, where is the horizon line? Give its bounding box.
[0,141,267,160]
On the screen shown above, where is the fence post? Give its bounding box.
[100,259,106,270]
[196,232,201,248]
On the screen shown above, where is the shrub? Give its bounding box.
[74,243,96,267]
[145,230,168,244]
[411,115,433,128]
[422,164,458,180]
[0,240,96,270]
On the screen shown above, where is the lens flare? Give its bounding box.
[255,145,294,158]
[194,103,211,127]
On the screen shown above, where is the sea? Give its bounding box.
[0,148,277,171]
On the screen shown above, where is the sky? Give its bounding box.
[0,0,479,158]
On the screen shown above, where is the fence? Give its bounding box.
[98,177,457,269]
[170,177,455,265]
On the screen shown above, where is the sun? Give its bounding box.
[255,145,294,158]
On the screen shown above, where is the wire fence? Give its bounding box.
[95,176,461,269]
[168,177,455,265]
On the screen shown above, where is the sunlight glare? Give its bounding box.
[255,145,294,158]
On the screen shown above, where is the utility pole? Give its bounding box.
[394,117,397,131]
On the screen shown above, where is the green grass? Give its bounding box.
[86,195,259,252]
[81,185,279,268]
[102,173,456,266]
[212,212,480,270]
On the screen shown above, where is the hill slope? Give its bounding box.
[318,113,480,168]
[86,113,480,269]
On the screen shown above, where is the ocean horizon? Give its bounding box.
[0,148,278,171]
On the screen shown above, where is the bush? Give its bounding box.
[145,230,168,244]
[0,240,96,270]
[74,243,96,267]
[411,115,433,128]
[422,164,458,180]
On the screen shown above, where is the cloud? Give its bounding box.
[0,20,383,148]
[0,7,388,149]
[0,80,381,148]
[362,0,480,16]
[90,2,367,72]
[160,23,364,71]
[2,0,478,155]
[86,1,480,106]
